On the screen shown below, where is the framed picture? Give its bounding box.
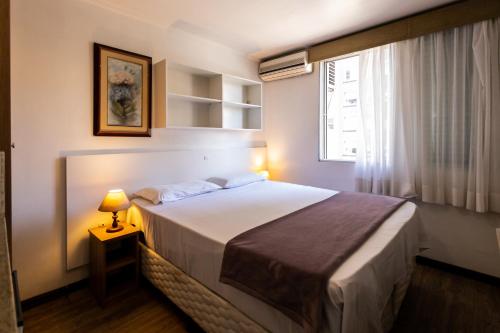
[93,43,152,136]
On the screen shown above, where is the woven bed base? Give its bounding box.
[140,243,413,333]
[140,243,267,333]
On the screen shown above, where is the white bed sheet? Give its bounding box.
[127,181,420,333]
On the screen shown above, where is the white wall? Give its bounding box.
[264,66,500,278]
[265,65,356,191]
[11,0,264,299]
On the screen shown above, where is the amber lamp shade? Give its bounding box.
[98,189,130,233]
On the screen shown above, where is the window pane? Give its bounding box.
[322,55,360,161]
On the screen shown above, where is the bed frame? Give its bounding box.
[140,242,414,333]
[140,243,267,332]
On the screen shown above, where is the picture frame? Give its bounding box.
[93,43,152,137]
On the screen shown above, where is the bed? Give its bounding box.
[127,180,420,333]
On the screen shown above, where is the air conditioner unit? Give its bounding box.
[259,50,313,82]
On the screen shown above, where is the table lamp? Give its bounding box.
[98,189,130,233]
[258,170,270,179]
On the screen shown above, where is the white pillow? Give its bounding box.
[134,180,222,204]
[220,172,266,189]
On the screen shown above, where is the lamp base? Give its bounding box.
[106,212,124,233]
[106,224,124,233]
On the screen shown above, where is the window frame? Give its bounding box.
[319,54,359,163]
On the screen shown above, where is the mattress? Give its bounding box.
[127,181,420,333]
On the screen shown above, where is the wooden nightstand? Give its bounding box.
[88,222,140,305]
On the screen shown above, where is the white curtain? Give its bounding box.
[355,18,500,213]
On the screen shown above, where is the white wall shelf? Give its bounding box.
[222,74,262,106]
[165,125,262,132]
[168,92,222,104]
[223,101,261,109]
[154,60,262,130]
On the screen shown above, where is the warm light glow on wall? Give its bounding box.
[252,154,271,179]
[126,204,143,229]
[267,148,284,180]
[254,155,264,170]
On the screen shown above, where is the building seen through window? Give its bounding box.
[321,55,360,161]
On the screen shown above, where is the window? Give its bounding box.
[320,55,360,161]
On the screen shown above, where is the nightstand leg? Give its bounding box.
[90,236,106,305]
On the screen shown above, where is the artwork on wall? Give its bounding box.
[93,43,152,136]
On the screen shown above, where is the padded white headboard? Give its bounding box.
[66,147,267,270]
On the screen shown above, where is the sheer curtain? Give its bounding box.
[355,18,500,213]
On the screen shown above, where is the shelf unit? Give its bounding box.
[153,60,262,130]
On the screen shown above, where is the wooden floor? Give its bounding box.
[23,282,204,333]
[392,263,500,333]
[23,263,500,333]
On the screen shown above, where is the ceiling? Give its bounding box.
[84,0,458,60]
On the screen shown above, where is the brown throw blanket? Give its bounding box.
[220,191,406,332]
